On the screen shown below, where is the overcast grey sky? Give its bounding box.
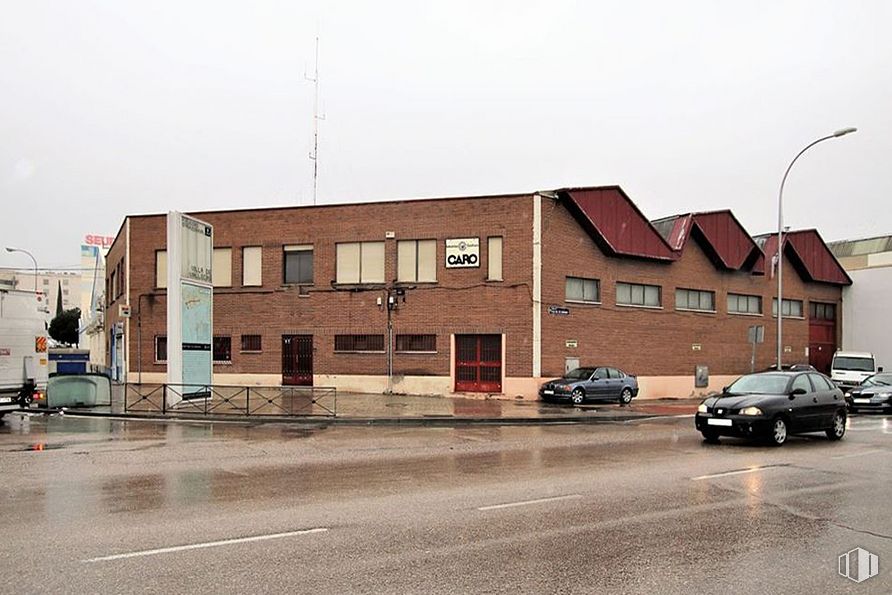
[1,0,889,269]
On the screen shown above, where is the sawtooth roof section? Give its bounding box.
[652,211,766,274]
[558,186,677,261]
[755,229,852,286]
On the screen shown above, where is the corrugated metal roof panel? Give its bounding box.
[757,230,851,286]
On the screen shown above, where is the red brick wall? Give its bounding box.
[123,195,535,380]
[539,197,841,378]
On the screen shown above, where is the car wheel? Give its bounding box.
[767,417,788,446]
[619,387,633,405]
[826,410,846,441]
[701,431,720,444]
[570,388,585,405]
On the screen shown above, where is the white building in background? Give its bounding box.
[829,235,892,371]
[0,269,80,325]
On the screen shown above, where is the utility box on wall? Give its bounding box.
[695,365,709,388]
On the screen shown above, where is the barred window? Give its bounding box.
[213,336,232,362]
[395,334,437,353]
[155,336,167,363]
[241,334,262,352]
[616,282,661,307]
[728,293,762,315]
[675,288,715,312]
[566,277,600,303]
[334,334,385,352]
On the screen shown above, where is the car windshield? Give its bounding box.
[726,374,790,395]
[564,368,594,380]
[862,374,892,387]
[833,356,875,372]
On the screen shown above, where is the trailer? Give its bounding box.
[0,289,49,416]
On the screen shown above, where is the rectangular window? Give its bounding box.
[242,246,262,286]
[155,250,168,289]
[397,239,437,282]
[395,334,437,353]
[155,336,167,363]
[213,336,232,363]
[283,245,313,285]
[772,298,804,318]
[616,282,661,307]
[675,288,715,312]
[809,302,836,321]
[334,334,385,352]
[727,293,763,315]
[213,248,232,287]
[565,277,600,303]
[240,334,262,352]
[488,236,503,281]
[109,271,116,302]
[336,242,385,284]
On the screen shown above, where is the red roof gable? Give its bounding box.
[653,211,766,274]
[560,187,676,261]
[758,230,852,286]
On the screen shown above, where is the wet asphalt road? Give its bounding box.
[1,412,890,594]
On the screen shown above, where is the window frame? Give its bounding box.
[616,282,662,309]
[213,336,232,364]
[772,298,805,319]
[487,236,503,282]
[336,241,386,285]
[395,334,437,353]
[565,276,601,305]
[283,245,314,286]
[675,288,716,313]
[240,334,262,353]
[727,293,763,316]
[155,250,168,289]
[212,247,233,288]
[334,334,386,353]
[397,239,438,283]
[242,246,263,287]
[154,335,167,364]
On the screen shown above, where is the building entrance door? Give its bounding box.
[809,303,836,375]
[455,334,502,393]
[282,335,313,386]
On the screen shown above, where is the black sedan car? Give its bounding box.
[845,373,892,413]
[694,371,847,446]
[539,367,639,405]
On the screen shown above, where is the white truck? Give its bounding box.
[0,289,49,417]
[830,350,881,390]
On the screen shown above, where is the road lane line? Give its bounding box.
[831,449,883,460]
[83,528,329,563]
[478,494,582,511]
[691,464,788,481]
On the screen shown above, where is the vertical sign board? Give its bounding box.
[166,212,213,406]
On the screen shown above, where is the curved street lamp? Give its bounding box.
[776,127,857,369]
[5,246,38,292]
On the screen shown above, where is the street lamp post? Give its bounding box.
[776,127,857,369]
[5,246,38,292]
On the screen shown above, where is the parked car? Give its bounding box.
[539,367,638,405]
[831,351,880,390]
[694,371,847,446]
[844,373,892,413]
[762,363,816,372]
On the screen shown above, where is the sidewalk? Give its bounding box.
[57,384,701,425]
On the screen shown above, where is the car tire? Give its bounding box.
[826,410,846,441]
[701,431,720,444]
[767,417,788,446]
[619,387,633,405]
[570,388,585,405]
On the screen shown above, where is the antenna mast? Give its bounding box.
[306,36,322,205]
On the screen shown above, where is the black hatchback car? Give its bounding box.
[694,371,847,446]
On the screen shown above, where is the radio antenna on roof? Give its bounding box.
[305,35,324,205]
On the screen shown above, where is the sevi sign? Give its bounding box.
[445,238,480,268]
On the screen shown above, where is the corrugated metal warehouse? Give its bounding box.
[104,185,851,399]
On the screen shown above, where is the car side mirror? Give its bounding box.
[721,386,729,395]
[789,387,807,399]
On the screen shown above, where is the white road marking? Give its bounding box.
[478,494,582,511]
[831,449,884,460]
[691,464,787,481]
[83,528,328,563]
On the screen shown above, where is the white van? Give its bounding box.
[830,351,881,389]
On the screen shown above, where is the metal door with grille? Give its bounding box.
[455,334,502,393]
[282,335,313,386]
[809,303,837,375]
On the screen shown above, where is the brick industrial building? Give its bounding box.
[104,186,851,399]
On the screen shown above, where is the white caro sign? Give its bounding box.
[445,238,480,268]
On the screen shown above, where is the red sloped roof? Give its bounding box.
[652,211,766,274]
[559,187,676,261]
[758,229,852,286]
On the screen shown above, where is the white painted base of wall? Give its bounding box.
[128,371,734,401]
